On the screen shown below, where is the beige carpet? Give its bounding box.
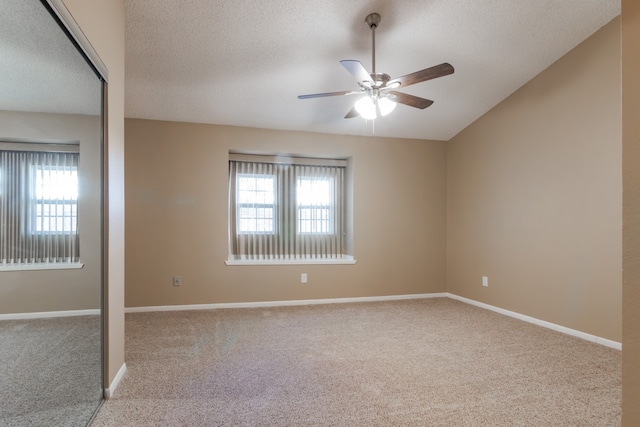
[0,315,103,427]
[91,298,620,426]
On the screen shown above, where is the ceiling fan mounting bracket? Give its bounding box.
[365,13,381,29]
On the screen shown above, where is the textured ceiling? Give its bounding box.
[125,0,619,141]
[2,1,620,140]
[0,0,102,116]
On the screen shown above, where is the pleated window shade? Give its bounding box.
[229,155,346,260]
[0,149,80,267]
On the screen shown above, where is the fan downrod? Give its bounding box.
[365,13,381,74]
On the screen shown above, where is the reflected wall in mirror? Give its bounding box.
[0,0,105,425]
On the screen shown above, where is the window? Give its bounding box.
[33,165,79,234]
[237,173,276,233]
[296,176,334,234]
[228,154,348,262]
[0,146,80,267]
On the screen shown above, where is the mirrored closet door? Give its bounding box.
[0,0,107,425]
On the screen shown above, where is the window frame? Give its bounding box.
[227,154,354,265]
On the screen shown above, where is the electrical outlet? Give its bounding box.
[173,275,182,286]
[301,273,308,284]
[482,276,488,287]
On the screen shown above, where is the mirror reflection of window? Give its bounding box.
[34,163,79,234]
[0,147,81,267]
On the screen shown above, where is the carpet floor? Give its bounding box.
[92,298,621,426]
[0,315,103,427]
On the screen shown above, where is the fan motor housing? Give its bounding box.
[371,72,391,88]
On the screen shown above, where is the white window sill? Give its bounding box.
[0,262,84,272]
[225,255,356,266]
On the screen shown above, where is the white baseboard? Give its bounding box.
[0,308,100,321]
[124,293,448,313]
[446,293,622,351]
[124,293,620,351]
[104,362,126,399]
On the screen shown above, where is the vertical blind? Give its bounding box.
[229,155,346,260]
[0,149,80,266]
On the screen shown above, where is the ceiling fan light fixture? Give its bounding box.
[355,96,377,120]
[355,94,396,119]
[378,96,397,116]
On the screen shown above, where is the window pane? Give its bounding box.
[297,176,333,234]
[35,167,78,200]
[297,207,332,234]
[297,177,331,205]
[36,203,77,233]
[238,174,275,204]
[238,214,274,233]
[237,173,276,234]
[34,166,78,234]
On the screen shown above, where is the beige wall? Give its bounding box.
[622,0,640,424]
[0,110,102,314]
[62,0,125,391]
[446,18,622,342]
[125,120,447,307]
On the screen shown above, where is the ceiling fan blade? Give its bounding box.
[340,60,373,85]
[298,90,359,99]
[388,63,454,89]
[344,107,359,119]
[388,91,434,109]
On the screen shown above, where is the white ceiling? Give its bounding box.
[124,0,620,141]
[2,1,621,141]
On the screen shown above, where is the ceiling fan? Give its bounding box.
[298,12,454,120]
